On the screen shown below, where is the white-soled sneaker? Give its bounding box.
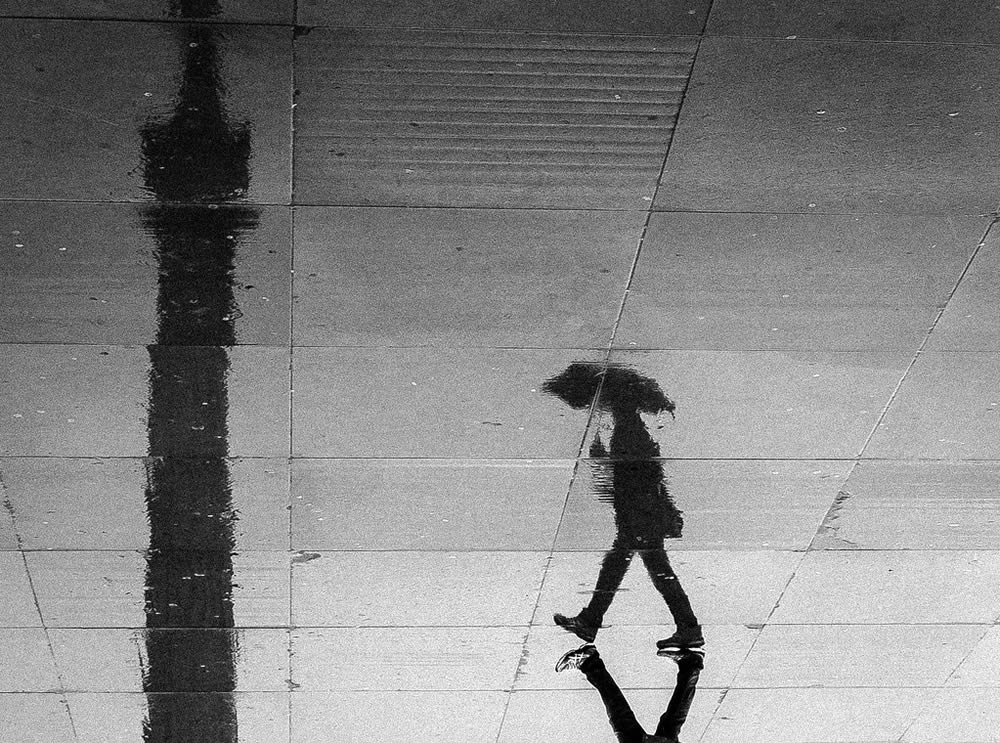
[555,644,598,672]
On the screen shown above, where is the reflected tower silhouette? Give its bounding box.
[140,8,258,741]
[544,363,702,649]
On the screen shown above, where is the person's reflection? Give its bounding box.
[555,643,703,743]
[140,10,256,741]
[544,363,703,651]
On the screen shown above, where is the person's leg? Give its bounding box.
[580,651,647,743]
[556,541,633,640]
[638,548,702,645]
[578,542,633,627]
[652,650,704,741]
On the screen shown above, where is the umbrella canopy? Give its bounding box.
[543,362,675,416]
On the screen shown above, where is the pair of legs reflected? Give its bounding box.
[558,541,701,646]
[566,647,702,743]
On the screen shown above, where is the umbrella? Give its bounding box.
[543,362,675,416]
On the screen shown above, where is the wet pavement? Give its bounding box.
[1,2,999,742]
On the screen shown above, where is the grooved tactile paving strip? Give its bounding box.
[294,29,697,208]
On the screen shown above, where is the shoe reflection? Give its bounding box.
[556,643,704,743]
[544,362,703,648]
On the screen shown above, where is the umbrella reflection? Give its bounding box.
[139,9,257,741]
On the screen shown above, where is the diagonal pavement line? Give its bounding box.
[856,216,999,460]
[807,459,864,551]
[939,623,992,688]
[608,45,701,349]
[504,361,610,722]
[712,544,812,728]
[1,469,81,741]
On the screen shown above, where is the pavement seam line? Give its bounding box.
[498,374,607,741]
[857,216,999,460]
[938,624,993,688]
[607,39,701,351]
[807,459,865,551]
[2,468,81,740]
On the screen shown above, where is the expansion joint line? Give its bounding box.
[856,215,998,460]
[0,471,81,741]
[607,36,704,352]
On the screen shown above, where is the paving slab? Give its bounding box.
[814,461,1000,550]
[299,0,710,33]
[292,690,507,743]
[1,457,289,550]
[0,202,290,345]
[865,352,1000,459]
[589,351,909,459]
[291,459,571,550]
[927,226,1000,351]
[0,629,62,691]
[67,691,290,743]
[616,213,986,351]
[0,345,290,457]
[771,551,1000,624]
[294,29,695,208]
[732,624,985,688]
[516,623,757,690]
[903,689,1000,742]
[498,688,717,743]
[701,687,935,743]
[556,459,849,551]
[539,550,801,627]
[0,551,42,627]
[291,551,547,626]
[291,347,600,458]
[0,0,294,23]
[708,0,1000,43]
[26,550,290,628]
[291,627,525,690]
[293,207,642,347]
[0,19,291,203]
[654,38,1000,214]
[0,694,76,743]
[48,628,290,691]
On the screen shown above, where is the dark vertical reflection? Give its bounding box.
[140,6,257,740]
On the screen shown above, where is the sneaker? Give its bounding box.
[553,613,599,643]
[656,646,705,666]
[555,644,598,672]
[655,627,705,652]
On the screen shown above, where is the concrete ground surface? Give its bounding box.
[1,1,999,742]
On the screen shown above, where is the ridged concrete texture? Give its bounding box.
[295,29,697,207]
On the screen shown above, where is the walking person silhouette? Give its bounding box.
[543,362,703,651]
[544,362,705,742]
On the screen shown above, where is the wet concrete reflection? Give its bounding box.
[139,5,257,740]
[545,362,703,742]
